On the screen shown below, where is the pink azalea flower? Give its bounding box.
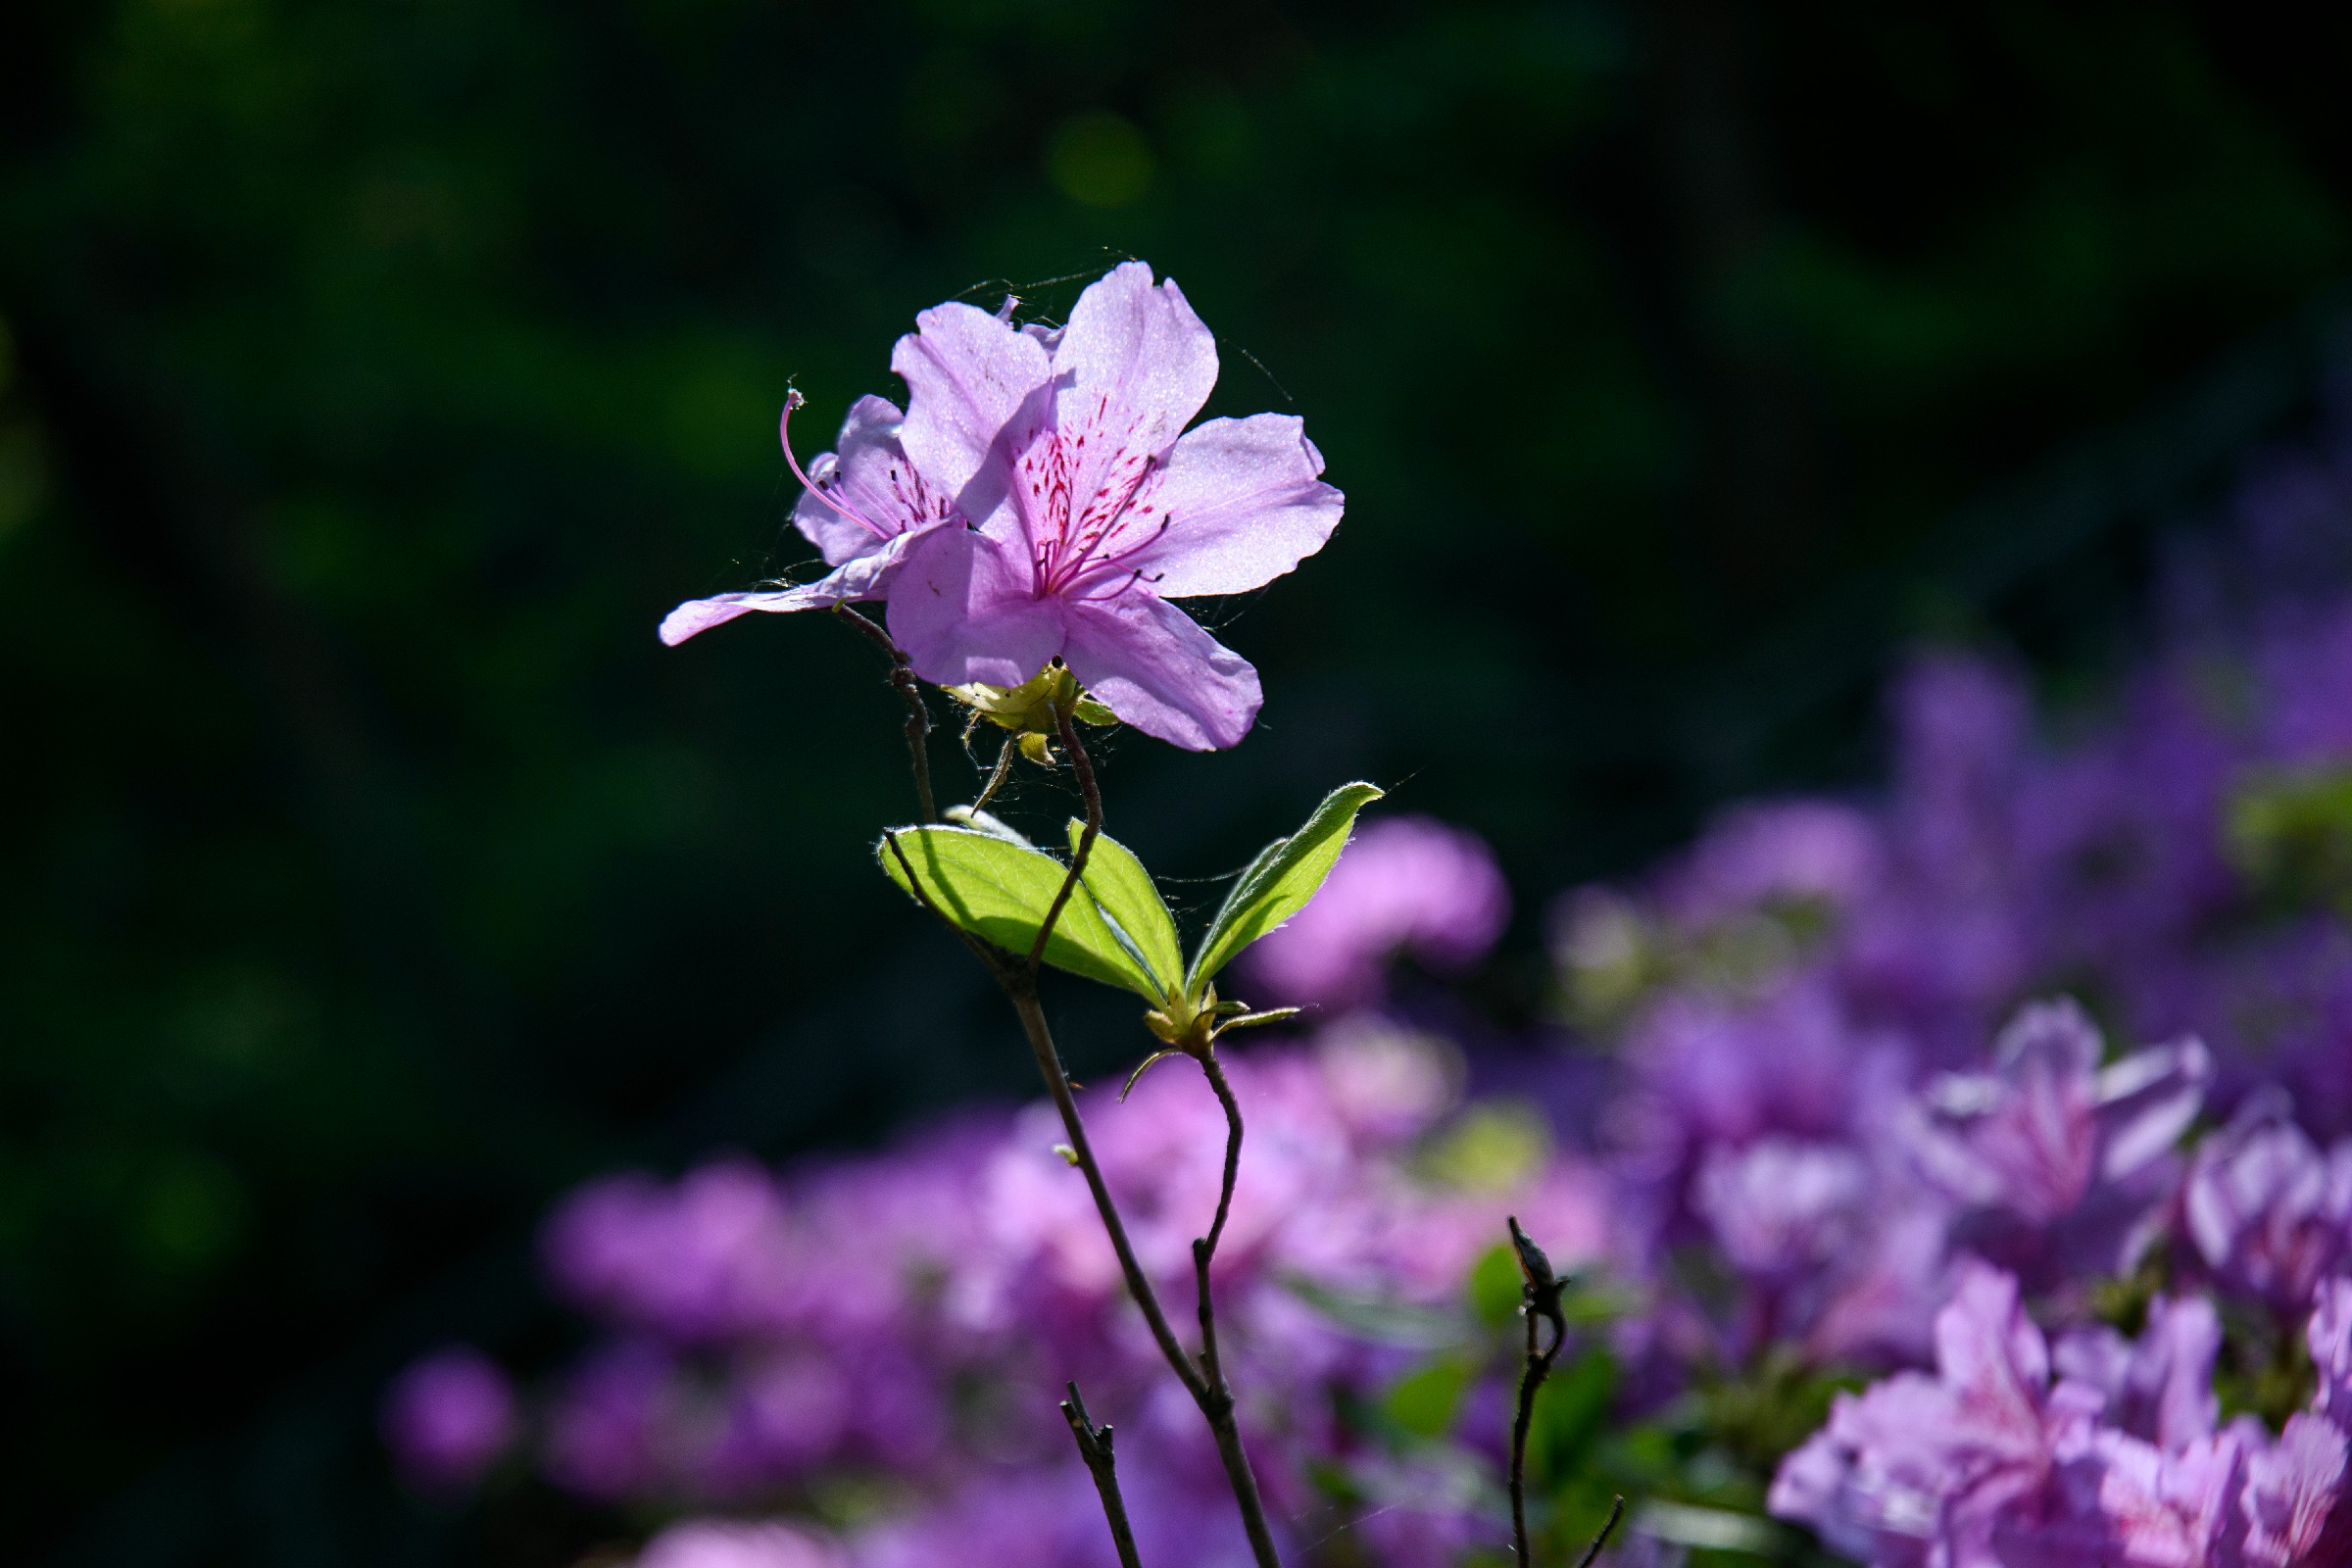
[1899,998,2208,1286]
[2183,1093,2352,1312]
[2053,1295,2223,1454]
[886,262,1344,750]
[660,393,957,646]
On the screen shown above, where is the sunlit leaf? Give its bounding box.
[877,825,1157,999]
[1066,821,1182,1001]
[1186,782,1384,993]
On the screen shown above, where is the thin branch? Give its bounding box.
[1573,1496,1625,1568]
[895,695,1282,1568]
[835,606,936,823]
[1507,1215,1570,1567]
[1180,1049,1281,1568]
[1002,974,1279,1568]
[1002,978,1204,1394]
[1027,703,1102,970]
[1061,1382,1145,1568]
[1191,1051,1248,1389]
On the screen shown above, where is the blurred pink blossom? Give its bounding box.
[1244,815,1510,1009]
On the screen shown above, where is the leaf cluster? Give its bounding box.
[878,784,1383,1043]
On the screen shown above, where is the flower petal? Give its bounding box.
[1052,263,1218,534]
[658,529,933,646]
[2241,1412,2346,1566]
[1125,415,1345,598]
[892,303,1052,504]
[793,395,947,566]
[886,526,1064,688]
[1059,591,1261,752]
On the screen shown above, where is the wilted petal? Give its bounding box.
[886,527,1064,689]
[892,302,1053,503]
[1051,262,1218,525]
[1123,414,1344,597]
[1059,591,1261,752]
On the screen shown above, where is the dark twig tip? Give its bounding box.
[1573,1495,1626,1568]
[1061,1381,1143,1568]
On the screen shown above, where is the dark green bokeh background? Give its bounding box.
[5,0,2351,1560]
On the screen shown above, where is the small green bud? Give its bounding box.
[1053,1144,1080,1166]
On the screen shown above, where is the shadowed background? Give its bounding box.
[3,0,2351,1561]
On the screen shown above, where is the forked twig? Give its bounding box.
[1062,1381,1145,1568]
[883,696,1282,1568]
[1191,1051,1248,1393]
[1508,1214,1570,1565]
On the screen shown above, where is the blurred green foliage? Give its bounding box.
[3,0,2351,1554]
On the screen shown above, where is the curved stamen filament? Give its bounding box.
[1068,567,1149,604]
[780,390,895,542]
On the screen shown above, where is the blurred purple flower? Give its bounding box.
[2239,1414,2349,1567]
[1665,800,1882,926]
[637,1519,844,1568]
[1692,1137,1869,1281]
[543,1340,675,1499]
[381,1345,517,1494]
[887,261,1343,750]
[2311,1277,2352,1418]
[1615,974,1907,1172]
[541,1158,791,1344]
[1771,1262,2084,1567]
[661,393,958,645]
[1901,999,2207,1283]
[1244,816,1510,1009]
[2052,1295,2222,1454]
[2183,1095,2352,1312]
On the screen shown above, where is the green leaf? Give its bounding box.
[877,825,1158,999]
[1066,821,1182,1001]
[1186,781,1384,993]
[1527,1348,1619,1484]
[1383,1355,1474,1440]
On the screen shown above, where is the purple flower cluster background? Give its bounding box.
[393,402,2352,1566]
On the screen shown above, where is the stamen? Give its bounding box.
[1069,567,1147,604]
[1088,515,1172,572]
[779,390,895,542]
